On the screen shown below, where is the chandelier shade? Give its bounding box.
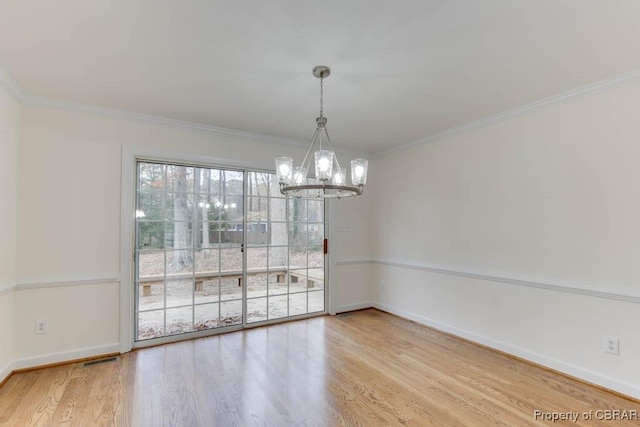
[275,66,368,199]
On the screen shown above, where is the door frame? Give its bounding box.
[120,146,332,353]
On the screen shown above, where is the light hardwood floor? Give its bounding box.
[0,309,638,426]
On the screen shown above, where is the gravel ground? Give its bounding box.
[138,247,322,275]
[136,248,325,340]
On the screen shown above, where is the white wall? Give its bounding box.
[330,190,373,312]
[371,79,640,398]
[12,104,372,366]
[0,84,19,380]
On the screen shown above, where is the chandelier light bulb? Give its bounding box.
[333,167,346,185]
[315,150,334,180]
[275,157,293,184]
[351,158,368,186]
[293,167,307,185]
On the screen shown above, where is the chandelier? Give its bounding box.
[275,66,368,199]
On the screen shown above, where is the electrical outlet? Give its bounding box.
[35,319,48,335]
[604,336,619,355]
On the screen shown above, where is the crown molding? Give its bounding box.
[0,66,25,101]
[21,94,371,157]
[22,94,314,148]
[374,68,640,158]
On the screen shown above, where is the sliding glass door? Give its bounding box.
[134,161,325,344]
[244,171,325,323]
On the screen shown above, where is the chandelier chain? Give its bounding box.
[319,75,324,118]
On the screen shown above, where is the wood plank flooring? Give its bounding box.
[0,309,638,426]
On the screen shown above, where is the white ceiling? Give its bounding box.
[1,0,639,154]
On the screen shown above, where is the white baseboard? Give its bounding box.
[10,343,121,372]
[0,360,13,385]
[373,302,640,400]
[335,302,373,314]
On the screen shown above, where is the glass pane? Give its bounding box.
[288,223,307,245]
[246,222,269,247]
[194,248,219,274]
[247,297,267,323]
[289,292,307,317]
[196,204,217,247]
[246,247,267,270]
[137,310,164,340]
[268,272,288,296]
[138,192,165,221]
[220,300,243,326]
[308,268,325,290]
[166,280,193,308]
[137,251,164,276]
[269,246,288,270]
[225,195,243,216]
[203,169,221,194]
[139,163,165,192]
[166,165,195,193]
[289,268,308,293]
[138,222,165,250]
[289,246,307,269]
[307,200,324,222]
[218,223,242,245]
[247,196,267,218]
[194,303,219,331]
[268,295,288,320]
[220,276,242,301]
[308,290,325,313]
[165,250,194,274]
[220,171,242,195]
[288,198,306,222]
[270,197,287,222]
[206,205,228,222]
[220,248,242,271]
[248,172,270,197]
[308,223,324,245]
[165,194,195,223]
[308,245,324,268]
[195,276,220,305]
[270,221,288,248]
[247,272,268,298]
[164,222,194,249]
[166,306,193,336]
[138,280,164,311]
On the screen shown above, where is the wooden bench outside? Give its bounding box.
[288,269,324,288]
[139,268,287,296]
[139,267,325,296]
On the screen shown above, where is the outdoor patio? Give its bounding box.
[137,264,325,340]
